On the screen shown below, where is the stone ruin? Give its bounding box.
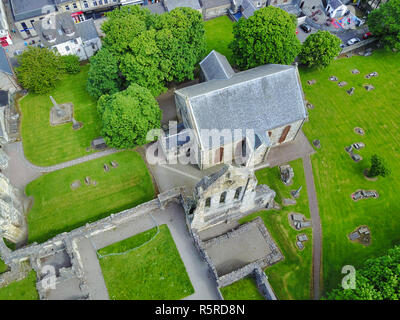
[348,225,371,246]
[291,186,302,199]
[0,173,27,244]
[279,164,294,186]
[183,164,276,233]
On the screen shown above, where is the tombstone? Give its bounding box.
[364,84,375,91]
[306,102,314,109]
[280,164,294,185]
[351,154,362,162]
[296,241,304,250]
[91,137,107,150]
[338,81,348,87]
[70,180,81,190]
[84,176,91,185]
[352,142,365,150]
[346,87,355,95]
[72,117,83,130]
[349,232,360,240]
[345,145,353,153]
[300,221,311,228]
[354,127,365,135]
[313,139,321,148]
[103,164,110,172]
[111,161,119,168]
[298,234,308,242]
[351,69,360,74]
[291,213,304,222]
[291,186,302,199]
[283,198,297,206]
[307,79,317,85]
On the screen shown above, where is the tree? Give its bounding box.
[368,0,400,51]
[325,246,400,300]
[299,31,341,68]
[16,47,64,94]
[97,84,162,149]
[61,55,81,74]
[87,48,122,99]
[367,154,390,178]
[230,6,301,70]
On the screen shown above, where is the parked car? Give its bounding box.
[363,32,372,39]
[340,43,346,49]
[347,37,361,46]
[300,24,311,33]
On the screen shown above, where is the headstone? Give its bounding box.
[307,79,317,85]
[351,69,360,74]
[291,186,302,199]
[111,161,119,168]
[349,232,360,240]
[104,164,110,172]
[72,117,83,130]
[70,180,81,190]
[296,241,304,250]
[364,84,375,91]
[298,234,308,242]
[329,76,338,81]
[313,139,321,148]
[84,176,91,185]
[346,87,355,95]
[338,81,348,87]
[354,127,365,135]
[92,137,107,150]
[280,164,294,185]
[283,198,297,206]
[291,213,304,222]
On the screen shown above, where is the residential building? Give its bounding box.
[9,0,57,39]
[0,1,13,46]
[161,50,308,170]
[55,0,86,23]
[34,13,101,60]
[325,0,348,18]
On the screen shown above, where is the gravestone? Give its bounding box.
[351,69,360,74]
[72,117,83,130]
[49,96,73,126]
[91,137,107,150]
[364,84,375,91]
[313,139,321,148]
[111,161,119,168]
[338,81,347,87]
[297,234,308,242]
[329,76,338,81]
[307,79,317,85]
[103,164,110,172]
[84,176,91,185]
[70,180,81,190]
[354,127,365,135]
[296,241,304,250]
[279,164,294,185]
[283,198,297,206]
[291,186,302,199]
[346,87,355,95]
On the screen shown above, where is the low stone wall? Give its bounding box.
[254,267,277,300]
[340,38,377,54]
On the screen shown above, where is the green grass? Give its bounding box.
[26,150,155,244]
[19,64,102,166]
[0,259,8,274]
[0,271,39,300]
[299,50,400,294]
[220,277,265,300]
[98,224,194,300]
[240,159,312,300]
[204,16,234,63]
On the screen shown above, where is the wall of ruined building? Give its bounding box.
[254,266,277,300]
[203,4,231,20]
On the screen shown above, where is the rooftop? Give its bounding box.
[164,0,201,12]
[10,0,56,22]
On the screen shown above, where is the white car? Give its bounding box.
[347,37,361,46]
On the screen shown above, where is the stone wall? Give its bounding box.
[340,38,377,54]
[254,266,277,300]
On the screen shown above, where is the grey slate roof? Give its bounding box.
[10,0,56,21]
[164,0,201,12]
[34,13,78,47]
[176,56,307,150]
[75,19,99,42]
[327,0,344,9]
[0,90,9,107]
[241,0,257,18]
[201,0,231,9]
[200,50,235,81]
[195,165,229,193]
[146,2,167,14]
[0,48,13,75]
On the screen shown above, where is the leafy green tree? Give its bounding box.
[87,48,122,99]
[61,55,81,74]
[16,47,64,94]
[367,154,390,178]
[368,0,400,51]
[230,6,301,70]
[97,84,162,149]
[325,246,400,300]
[299,31,341,68]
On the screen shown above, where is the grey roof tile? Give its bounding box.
[164,0,201,12]
[200,50,235,81]
[0,48,13,75]
[10,0,56,21]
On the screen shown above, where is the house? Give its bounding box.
[325,0,348,18]
[34,13,101,60]
[0,1,13,47]
[201,0,231,20]
[163,50,308,170]
[55,0,86,23]
[0,48,19,94]
[10,0,58,39]
[229,0,267,20]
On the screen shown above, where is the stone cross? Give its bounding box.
[291,186,302,199]
[50,96,65,117]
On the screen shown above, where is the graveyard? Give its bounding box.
[241,158,313,300]
[300,49,400,293]
[25,150,155,244]
[98,225,194,300]
[19,64,102,166]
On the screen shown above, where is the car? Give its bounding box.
[363,32,372,39]
[300,24,311,33]
[347,37,361,46]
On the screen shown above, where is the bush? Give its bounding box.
[61,55,81,74]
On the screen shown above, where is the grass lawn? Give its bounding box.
[98,224,194,300]
[26,150,155,244]
[220,277,264,300]
[240,159,312,300]
[204,16,234,63]
[300,50,400,294]
[0,259,8,274]
[0,270,39,300]
[19,64,102,166]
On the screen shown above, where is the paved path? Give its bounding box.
[77,203,219,300]
[302,154,322,300]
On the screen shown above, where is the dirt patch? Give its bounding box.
[363,169,378,181]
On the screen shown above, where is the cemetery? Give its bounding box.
[300,49,400,293]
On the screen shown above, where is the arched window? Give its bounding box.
[205,197,211,208]
[220,191,227,204]
[234,187,242,199]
